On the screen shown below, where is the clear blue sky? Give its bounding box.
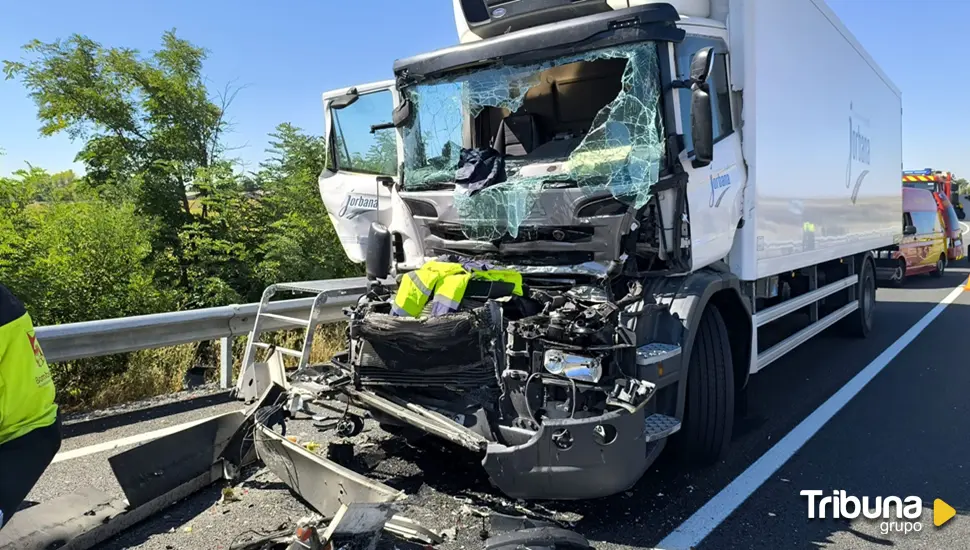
[0,0,965,177]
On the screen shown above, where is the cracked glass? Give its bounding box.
[401,43,665,239]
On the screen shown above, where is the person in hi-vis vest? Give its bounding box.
[0,283,61,529]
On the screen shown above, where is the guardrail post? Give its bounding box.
[220,336,233,389]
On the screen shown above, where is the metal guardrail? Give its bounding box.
[33,277,380,389]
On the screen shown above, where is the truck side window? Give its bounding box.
[327,90,398,176]
[675,37,733,154]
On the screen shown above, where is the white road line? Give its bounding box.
[658,282,966,550]
[52,415,218,464]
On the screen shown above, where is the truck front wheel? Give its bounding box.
[677,304,735,465]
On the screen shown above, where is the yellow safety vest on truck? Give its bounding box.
[392,261,523,317]
[0,284,58,446]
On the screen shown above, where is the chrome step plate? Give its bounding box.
[635,343,682,366]
[644,413,682,442]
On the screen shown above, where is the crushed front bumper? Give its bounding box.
[343,387,679,500]
[482,405,672,500]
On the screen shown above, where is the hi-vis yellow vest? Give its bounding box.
[391,261,523,317]
[0,284,58,446]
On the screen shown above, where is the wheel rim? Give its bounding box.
[938,259,945,272]
[894,262,905,281]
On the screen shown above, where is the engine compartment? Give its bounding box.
[334,263,663,446]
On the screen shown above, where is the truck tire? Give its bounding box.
[931,254,946,278]
[839,255,875,338]
[677,304,734,465]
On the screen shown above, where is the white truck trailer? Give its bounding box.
[315,0,902,500]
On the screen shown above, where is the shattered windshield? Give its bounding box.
[400,43,665,239]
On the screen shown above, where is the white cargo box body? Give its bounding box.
[726,0,902,280]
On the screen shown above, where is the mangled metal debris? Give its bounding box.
[252,412,449,547]
[383,514,445,545]
[484,526,592,550]
[253,423,405,519]
[0,385,283,550]
[108,410,247,507]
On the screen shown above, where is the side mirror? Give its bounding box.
[690,47,716,82]
[330,88,359,110]
[689,47,715,169]
[365,222,392,281]
[392,99,413,128]
[903,224,917,236]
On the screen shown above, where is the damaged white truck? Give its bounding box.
[304,0,903,500]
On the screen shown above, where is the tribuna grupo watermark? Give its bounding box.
[801,490,925,535]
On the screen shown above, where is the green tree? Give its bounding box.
[4,31,357,312]
[4,31,232,288]
[361,129,397,174]
[254,123,361,286]
[177,123,360,306]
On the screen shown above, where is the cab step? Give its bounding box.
[635,343,682,366]
[644,414,681,442]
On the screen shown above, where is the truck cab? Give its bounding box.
[307,0,896,502]
[320,0,744,275]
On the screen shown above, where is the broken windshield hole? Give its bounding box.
[401,43,665,240]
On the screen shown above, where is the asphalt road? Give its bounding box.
[21,264,970,550]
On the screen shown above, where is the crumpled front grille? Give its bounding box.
[352,311,497,388]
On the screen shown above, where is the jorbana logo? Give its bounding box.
[709,172,732,208]
[337,193,379,219]
[846,101,871,204]
[802,490,956,535]
[850,121,871,166]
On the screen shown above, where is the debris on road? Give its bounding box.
[483,526,592,550]
[253,423,405,519]
[384,514,445,545]
[3,365,602,550]
[0,384,285,550]
[221,487,242,504]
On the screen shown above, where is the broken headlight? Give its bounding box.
[543,349,602,383]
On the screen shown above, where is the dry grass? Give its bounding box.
[56,323,348,413]
[83,344,197,411]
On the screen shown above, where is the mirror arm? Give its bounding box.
[669,78,709,92]
[370,122,395,134]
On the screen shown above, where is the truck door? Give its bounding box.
[675,37,745,269]
[319,80,399,263]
